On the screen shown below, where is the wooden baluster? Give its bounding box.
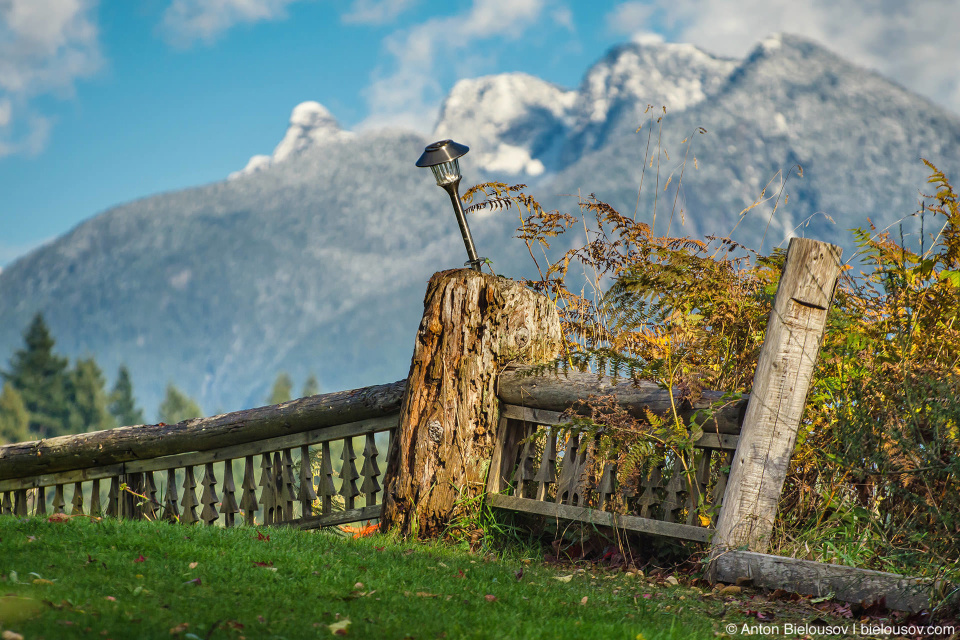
[511,424,537,498]
[316,442,336,515]
[221,461,240,528]
[71,482,85,515]
[143,472,159,521]
[14,489,27,516]
[1,491,11,514]
[637,467,662,519]
[598,463,617,511]
[711,450,735,509]
[53,484,66,515]
[360,434,381,507]
[180,466,199,524]
[661,465,686,523]
[339,438,360,510]
[686,450,713,526]
[199,463,220,526]
[126,473,145,519]
[240,456,258,525]
[259,454,276,524]
[106,477,120,518]
[35,486,47,516]
[90,479,102,516]
[162,469,180,522]
[271,452,284,521]
[299,446,317,517]
[534,428,558,501]
[280,449,296,522]
[555,432,580,505]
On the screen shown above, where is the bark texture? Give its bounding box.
[380,269,563,537]
[498,366,748,434]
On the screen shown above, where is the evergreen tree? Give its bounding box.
[301,373,320,398]
[0,382,29,444]
[268,372,293,405]
[157,384,203,424]
[67,358,116,434]
[1,313,72,437]
[109,365,145,426]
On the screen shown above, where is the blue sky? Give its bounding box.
[2,0,958,267]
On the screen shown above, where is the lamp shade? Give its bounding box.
[415,139,469,167]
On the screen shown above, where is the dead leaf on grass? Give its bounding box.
[188,562,198,569]
[2,631,25,640]
[169,622,189,635]
[48,513,70,523]
[553,574,573,583]
[328,618,351,635]
[580,596,588,605]
[484,594,497,602]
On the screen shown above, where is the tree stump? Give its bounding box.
[380,269,563,538]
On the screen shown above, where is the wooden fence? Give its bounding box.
[0,381,403,530]
[0,236,940,612]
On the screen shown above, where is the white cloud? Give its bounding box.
[0,0,101,156]
[606,0,960,115]
[160,0,307,46]
[358,0,555,133]
[341,0,418,25]
[605,1,653,36]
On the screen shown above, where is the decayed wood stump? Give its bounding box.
[380,269,563,538]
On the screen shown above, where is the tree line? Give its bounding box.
[0,313,320,445]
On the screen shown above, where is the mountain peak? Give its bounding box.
[229,101,352,180]
[433,72,576,177]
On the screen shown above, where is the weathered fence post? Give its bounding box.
[379,269,563,538]
[711,237,842,557]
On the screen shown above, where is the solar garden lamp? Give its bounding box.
[416,139,485,272]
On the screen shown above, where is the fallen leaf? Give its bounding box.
[580,596,588,605]
[353,582,364,590]
[134,555,147,563]
[254,562,274,568]
[48,513,70,523]
[642,594,652,599]
[328,618,351,636]
[33,578,55,586]
[184,577,202,586]
[484,594,497,602]
[256,531,270,542]
[188,562,198,569]
[105,596,116,602]
[339,523,379,539]
[455,569,465,578]
[225,621,244,630]
[169,622,189,635]
[665,576,679,586]
[515,569,524,582]
[553,574,573,583]
[415,592,439,598]
[2,631,25,640]
[719,585,742,596]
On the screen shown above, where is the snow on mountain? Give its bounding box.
[229,101,352,180]
[432,72,576,177]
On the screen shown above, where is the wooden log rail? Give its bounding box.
[0,382,404,529]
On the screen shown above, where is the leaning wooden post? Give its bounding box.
[711,238,842,556]
[379,269,563,538]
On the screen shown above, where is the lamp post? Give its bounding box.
[416,139,485,272]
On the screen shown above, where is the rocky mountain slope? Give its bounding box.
[1,34,958,417]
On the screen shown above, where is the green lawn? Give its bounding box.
[0,516,779,639]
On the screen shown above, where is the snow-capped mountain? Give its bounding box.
[2,34,958,417]
[229,101,353,179]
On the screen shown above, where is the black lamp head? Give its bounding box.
[416,139,469,186]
